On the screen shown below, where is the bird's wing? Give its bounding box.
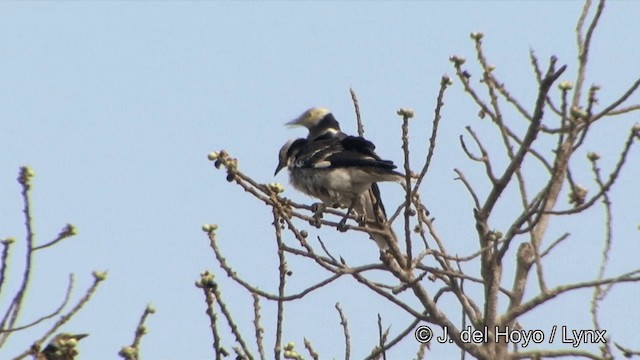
[322,150,397,170]
[295,136,397,171]
[340,136,378,156]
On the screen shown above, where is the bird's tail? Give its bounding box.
[354,183,397,249]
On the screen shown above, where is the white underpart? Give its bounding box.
[288,166,400,208]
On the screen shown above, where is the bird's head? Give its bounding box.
[40,333,89,360]
[286,107,341,140]
[274,138,308,176]
[50,333,89,345]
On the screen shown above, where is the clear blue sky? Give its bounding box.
[1,1,639,359]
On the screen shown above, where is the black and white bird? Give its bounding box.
[37,333,88,360]
[276,108,401,248]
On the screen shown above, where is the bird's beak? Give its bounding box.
[274,161,286,176]
[285,118,302,127]
[72,334,89,340]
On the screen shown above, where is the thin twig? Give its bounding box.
[412,75,450,193]
[546,127,637,215]
[501,270,640,324]
[540,233,570,258]
[273,210,286,360]
[0,239,15,305]
[593,78,640,121]
[453,169,481,209]
[335,303,350,360]
[365,317,421,360]
[33,224,77,251]
[252,293,266,360]
[13,271,106,360]
[207,221,343,301]
[1,167,37,347]
[614,343,640,358]
[484,58,566,218]
[377,314,387,360]
[529,49,562,117]
[2,274,74,333]
[399,108,414,266]
[350,87,364,137]
[204,270,254,360]
[589,155,614,358]
[119,304,156,360]
[198,271,225,359]
[573,0,605,106]
[303,338,320,360]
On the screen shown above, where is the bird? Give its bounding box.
[276,125,403,248]
[281,107,400,249]
[36,333,88,360]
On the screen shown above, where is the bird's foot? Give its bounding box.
[311,203,325,219]
[310,218,322,228]
[337,217,349,232]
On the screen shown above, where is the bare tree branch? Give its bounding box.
[335,303,351,360]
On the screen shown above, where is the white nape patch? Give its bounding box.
[313,161,332,168]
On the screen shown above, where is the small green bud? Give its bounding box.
[118,346,137,357]
[570,106,588,119]
[268,182,285,194]
[200,271,216,288]
[18,166,35,185]
[208,152,219,161]
[470,32,484,40]
[397,108,415,119]
[137,325,148,335]
[146,304,156,314]
[441,74,453,86]
[587,152,600,161]
[227,158,238,171]
[449,55,466,65]
[558,81,573,91]
[61,223,77,237]
[202,224,218,233]
[569,185,588,206]
[92,270,108,281]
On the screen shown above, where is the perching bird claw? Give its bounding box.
[337,218,349,232]
[311,202,325,218]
